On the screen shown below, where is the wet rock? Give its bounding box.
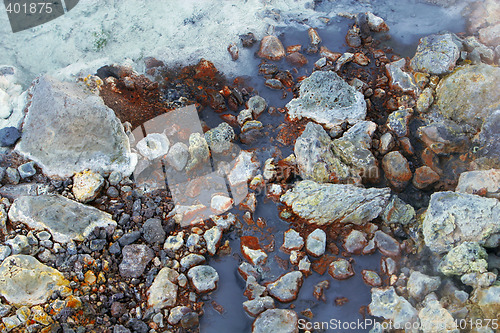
[205,122,235,154]
[422,191,500,253]
[0,127,21,147]
[353,52,370,66]
[361,270,382,287]
[241,120,263,133]
[434,64,500,131]
[343,230,367,254]
[335,52,354,71]
[320,46,341,62]
[369,287,419,328]
[379,132,395,155]
[165,142,189,171]
[9,195,116,244]
[417,120,470,155]
[416,87,434,113]
[17,162,36,179]
[386,59,419,94]
[413,166,440,189]
[238,262,260,281]
[244,276,266,300]
[240,32,257,47]
[328,258,354,280]
[0,254,69,306]
[281,180,390,225]
[407,271,441,301]
[456,169,500,197]
[181,312,199,329]
[237,109,253,127]
[72,170,104,203]
[136,133,170,160]
[286,71,366,129]
[15,76,135,177]
[374,231,400,257]
[265,79,283,90]
[381,195,415,225]
[247,96,267,118]
[211,212,236,231]
[147,267,179,309]
[438,242,488,276]
[227,150,260,188]
[475,285,500,319]
[345,26,361,48]
[366,12,389,32]
[410,33,461,75]
[418,297,458,333]
[243,296,275,317]
[266,271,303,302]
[228,42,239,61]
[252,309,298,333]
[187,265,219,293]
[386,108,412,137]
[119,244,154,278]
[142,218,165,245]
[257,36,285,61]
[241,236,267,266]
[281,229,304,253]
[286,53,308,68]
[306,229,326,257]
[294,122,349,183]
[204,226,222,255]
[382,151,412,189]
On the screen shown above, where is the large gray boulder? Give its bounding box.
[15,76,136,177]
[286,71,366,129]
[422,191,500,254]
[8,194,117,244]
[410,33,461,75]
[434,64,500,132]
[280,180,390,225]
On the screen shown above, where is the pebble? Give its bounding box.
[5,167,20,184]
[180,253,205,270]
[244,276,266,300]
[136,133,170,160]
[343,230,367,254]
[6,235,29,254]
[257,36,285,61]
[0,127,21,147]
[108,170,122,186]
[265,79,283,90]
[119,244,154,278]
[118,230,142,246]
[210,195,233,215]
[306,229,326,257]
[168,306,191,325]
[345,26,362,47]
[386,108,412,137]
[187,265,219,293]
[147,267,179,309]
[165,142,189,171]
[379,132,395,155]
[106,186,120,198]
[353,52,370,65]
[382,151,412,189]
[286,52,308,68]
[238,262,260,281]
[142,218,166,245]
[241,236,268,266]
[281,229,304,253]
[240,32,257,47]
[243,296,274,317]
[361,270,382,287]
[18,162,36,179]
[247,96,267,118]
[329,258,355,280]
[72,170,105,203]
[374,230,400,257]
[227,42,239,61]
[181,312,199,329]
[407,271,441,301]
[412,166,440,189]
[204,226,222,256]
[252,309,298,333]
[266,271,303,302]
[164,232,184,252]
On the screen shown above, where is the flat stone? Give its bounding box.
[407,271,441,301]
[422,191,500,253]
[252,309,298,333]
[369,287,419,329]
[286,71,366,129]
[410,33,461,75]
[17,162,36,179]
[119,244,154,278]
[374,231,400,257]
[438,242,488,276]
[306,229,326,257]
[281,180,390,225]
[227,150,260,188]
[266,271,303,302]
[136,133,170,160]
[434,64,500,131]
[0,127,21,147]
[0,255,69,306]
[241,236,267,266]
[147,267,179,309]
[243,296,275,317]
[328,258,354,280]
[15,76,135,177]
[8,195,116,244]
[72,170,104,203]
[257,36,285,61]
[187,265,219,293]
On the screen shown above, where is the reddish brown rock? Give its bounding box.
[286,52,308,67]
[257,36,286,61]
[287,44,302,53]
[413,166,440,189]
[320,46,341,62]
[353,52,370,66]
[241,236,268,266]
[382,151,412,189]
[227,43,239,61]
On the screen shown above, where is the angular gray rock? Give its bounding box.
[422,191,500,253]
[243,296,275,317]
[8,195,117,244]
[286,71,366,129]
[407,271,441,301]
[369,287,419,329]
[266,271,303,302]
[280,180,390,225]
[147,267,179,309]
[252,309,298,333]
[119,244,154,278]
[15,76,136,177]
[410,33,461,75]
[306,229,326,257]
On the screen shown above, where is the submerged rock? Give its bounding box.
[8,195,116,244]
[281,180,390,225]
[252,309,298,333]
[328,258,354,280]
[257,36,285,61]
[422,191,500,253]
[0,255,69,306]
[286,71,366,129]
[434,64,500,131]
[266,271,303,302]
[410,33,461,75]
[15,76,136,177]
